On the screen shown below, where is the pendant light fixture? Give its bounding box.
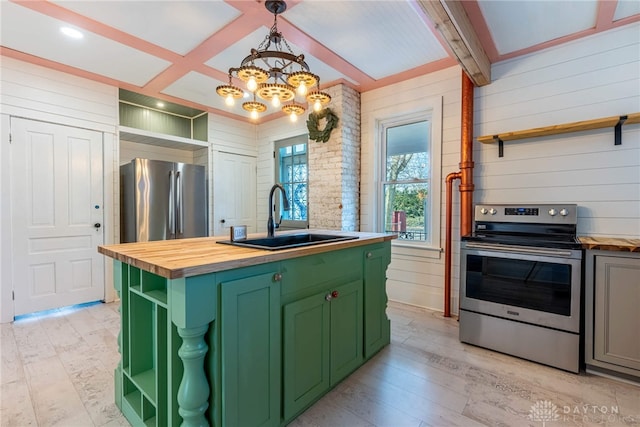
[216,0,331,121]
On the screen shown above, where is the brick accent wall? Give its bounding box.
[308,84,361,231]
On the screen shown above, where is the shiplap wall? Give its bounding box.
[0,57,119,322]
[475,23,640,238]
[361,66,463,313]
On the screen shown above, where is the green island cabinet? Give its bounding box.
[107,239,391,427]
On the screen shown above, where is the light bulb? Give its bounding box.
[272,94,281,108]
[313,99,322,112]
[225,94,234,106]
[297,82,307,96]
[247,76,258,92]
[290,112,298,122]
[250,109,259,120]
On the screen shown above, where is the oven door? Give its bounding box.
[460,242,582,333]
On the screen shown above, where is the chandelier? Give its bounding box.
[216,0,331,122]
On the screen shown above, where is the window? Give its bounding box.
[373,101,442,252]
[275,135,308,229]
[382,120,430,242]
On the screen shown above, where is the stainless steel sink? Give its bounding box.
[217,233,358,250]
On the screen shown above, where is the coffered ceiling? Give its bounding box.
[1,1,639,122]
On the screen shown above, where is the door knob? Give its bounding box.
[220,219,226,224]
[94,223,101,228]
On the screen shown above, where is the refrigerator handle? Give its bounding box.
[177,171,184,235]
[169,170,175,237]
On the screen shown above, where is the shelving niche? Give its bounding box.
[118,264,175,427]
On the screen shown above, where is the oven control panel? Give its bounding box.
[505,207,539,216]
[474,204,577,224]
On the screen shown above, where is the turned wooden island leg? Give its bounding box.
[177,325,210,427]
[170,274,216,427]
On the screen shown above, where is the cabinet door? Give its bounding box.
[282,291,330,421]
[221,272,281,427]
[330,280,364,386]
[594,256,640,371]
[363,247,391,358]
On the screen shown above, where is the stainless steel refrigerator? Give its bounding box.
[120,158,207,242]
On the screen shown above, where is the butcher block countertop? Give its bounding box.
[98,230,395,279]
[579,236,640,252]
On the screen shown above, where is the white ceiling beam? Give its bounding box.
[416,0,491,86]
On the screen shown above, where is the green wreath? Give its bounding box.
[307,108,339,143]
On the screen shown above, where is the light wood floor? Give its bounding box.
[1,301,638,426]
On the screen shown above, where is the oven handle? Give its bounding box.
[463,242,575,257]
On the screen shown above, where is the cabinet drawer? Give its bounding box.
[281,248,361,296]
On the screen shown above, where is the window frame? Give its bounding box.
[274,135,309,230]
[373,97,442,252]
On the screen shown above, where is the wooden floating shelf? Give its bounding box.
[478,112,640,157]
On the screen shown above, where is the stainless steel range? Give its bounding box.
[459,203,583,373]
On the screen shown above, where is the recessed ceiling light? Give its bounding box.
[156,102,165,108]
[60,27,84,39]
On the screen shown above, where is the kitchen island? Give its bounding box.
[98,231,394,427]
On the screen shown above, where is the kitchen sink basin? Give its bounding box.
[217,233,358,250]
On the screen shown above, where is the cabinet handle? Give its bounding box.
[273,273,282,282]
[366,252,372,258]
[325,293,332,302]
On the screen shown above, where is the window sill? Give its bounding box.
[391,241,442,259]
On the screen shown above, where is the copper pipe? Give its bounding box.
[444,171,461,318]
[443,72,475,318]
[459,72,475,236]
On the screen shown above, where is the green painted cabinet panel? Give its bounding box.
[329,280,363,386]
[282,279,363,422]
[220,271,281,427]
[363,246,391,358]
[282,289,330,420]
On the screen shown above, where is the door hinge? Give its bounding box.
[12,291,15,300]
[9,133,12,143]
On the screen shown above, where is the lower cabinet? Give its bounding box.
[585,250,640,380]
[220,270,281,427]
[282,280,363,421]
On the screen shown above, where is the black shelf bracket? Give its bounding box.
[493,135,504,157]
[614,115,627,145]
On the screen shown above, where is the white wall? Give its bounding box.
[361,66,463,313]
[475,23,640,238]
[0,57,119,322]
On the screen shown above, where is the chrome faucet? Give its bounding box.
[267,184,290,238]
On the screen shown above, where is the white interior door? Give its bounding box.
[11,118,104,316]
[213,151,257,237]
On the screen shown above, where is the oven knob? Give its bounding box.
[480,208,488,215]
[489,208,497,215]
[560,208,569,216]
[548,208,557,216]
